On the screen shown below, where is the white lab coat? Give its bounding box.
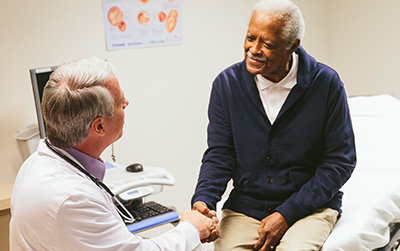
[10,140,201,251]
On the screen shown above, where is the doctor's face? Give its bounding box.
[244,11,295,82]
[103,75,129,143]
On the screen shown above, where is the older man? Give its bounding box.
[191,0,356,250]
[10,56,218,250]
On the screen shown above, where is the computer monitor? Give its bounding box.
[29,66,58,139]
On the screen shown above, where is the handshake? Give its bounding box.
[180,201,220,243]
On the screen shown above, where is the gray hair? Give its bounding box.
[252,0,305,49]
[42,56,115,148]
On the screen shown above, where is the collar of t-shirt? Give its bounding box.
[63,147,106,182]
[255,52,299,124]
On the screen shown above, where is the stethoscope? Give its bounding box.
[45,138,136,224]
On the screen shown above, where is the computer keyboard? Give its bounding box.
[130,201,174,221]
[124,201,180,233]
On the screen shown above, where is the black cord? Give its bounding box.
[45,138,135,223]
[45,139,115,197]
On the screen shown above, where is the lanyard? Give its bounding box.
[45,138,135,224]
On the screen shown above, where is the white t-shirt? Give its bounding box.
[255,52,299,124]
[10,140,201,251]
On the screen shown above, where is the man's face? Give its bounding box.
[103,75,129,143]
[244,11,295,82]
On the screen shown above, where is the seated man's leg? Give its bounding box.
[276,208,338,251]
[214,209,260,251]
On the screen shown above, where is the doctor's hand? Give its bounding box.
[253,212,288,251]
[192,201,220,242]
[180,210,219,243]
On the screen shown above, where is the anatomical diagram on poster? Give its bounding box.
[103,0,182,50]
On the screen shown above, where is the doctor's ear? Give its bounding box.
[91,117,106,135]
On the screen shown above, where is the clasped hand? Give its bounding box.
[193,201,289,250]
[192,201,220,242]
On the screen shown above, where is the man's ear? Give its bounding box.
[91,117,106,136]
[289,39,300,53]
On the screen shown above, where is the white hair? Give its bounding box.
[251,0,305,48]
[42,56,115,148]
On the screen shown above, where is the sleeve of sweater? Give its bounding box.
[191,76,236,210]
[276,75,356,226]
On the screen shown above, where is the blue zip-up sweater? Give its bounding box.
[191,46,356,226]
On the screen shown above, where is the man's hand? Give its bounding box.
[192,201,220,242]
[180,210,219,242]
[193,201,217,219]
[253,212,289,251]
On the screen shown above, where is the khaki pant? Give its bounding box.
[214,208,338,251]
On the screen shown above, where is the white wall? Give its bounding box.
[1,0,399,211]
[326,0,400,98]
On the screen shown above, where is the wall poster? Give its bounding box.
[102,0,182,50]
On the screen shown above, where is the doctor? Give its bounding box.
[10,56,219,250]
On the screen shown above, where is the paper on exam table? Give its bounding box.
[322,167,400,251]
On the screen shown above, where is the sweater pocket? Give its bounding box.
[234,169,259,192]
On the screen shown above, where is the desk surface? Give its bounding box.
[0,183,13,211]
